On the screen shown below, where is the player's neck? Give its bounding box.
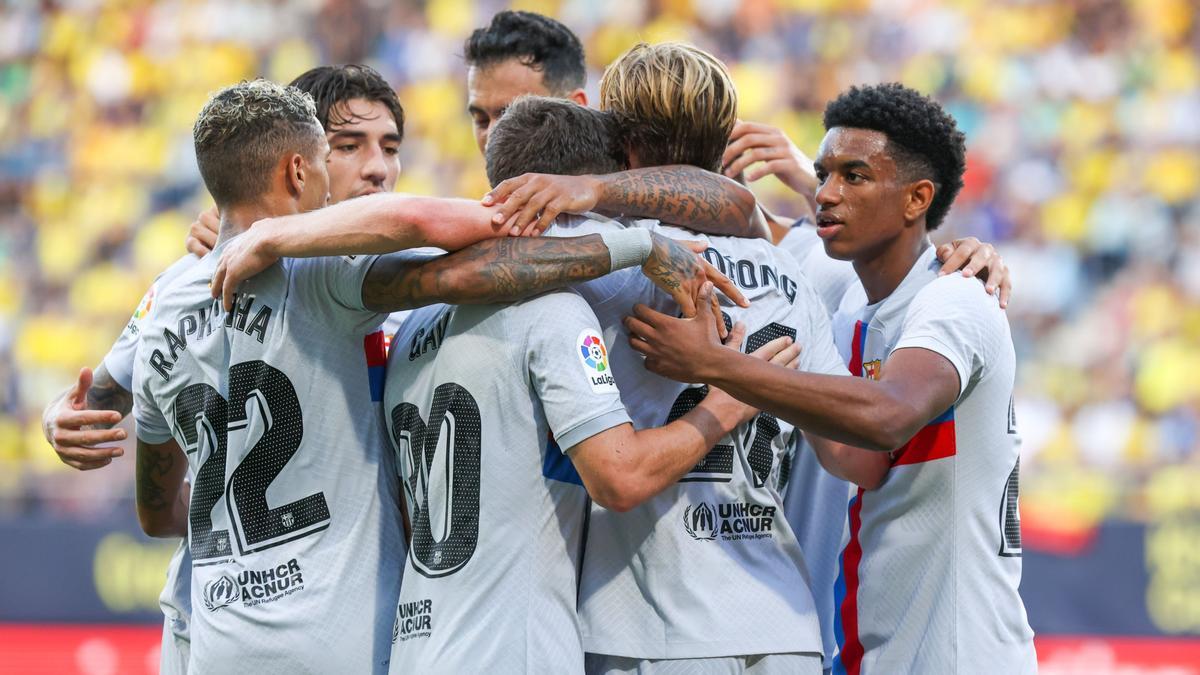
[852,228,931,305]
[215,201,295,247]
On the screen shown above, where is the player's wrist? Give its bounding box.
[695,344,739,385]
[600,228,652,271]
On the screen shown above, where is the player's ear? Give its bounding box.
[568,89,588,107]
[904,178,935,224]
[284,153,305,199]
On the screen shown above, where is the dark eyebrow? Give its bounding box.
[329,130,402,145]
[841,159,871,172]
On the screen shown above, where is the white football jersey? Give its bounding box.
[133,245,404,675]
[547,215,844,659]
[778,222,859,316]
[384,292,632,674]
[829,246,1035,674]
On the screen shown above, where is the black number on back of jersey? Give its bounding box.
[174,360,330,561]
[665,322,796,486]
[666,386,734,482]
[742,322,796,488]
[999,458,1022,557]
[390,383,482,578]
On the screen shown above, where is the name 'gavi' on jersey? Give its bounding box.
[383,291,633,674]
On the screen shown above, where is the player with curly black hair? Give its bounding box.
[623,82,1037,674]
[822,81,966,231]
[464,10,587,153]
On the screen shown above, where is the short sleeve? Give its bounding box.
[893,275,1005,396]
[131,352,173,445]
[289,254,394,334]
[107,255,198,391]
[104,312,143,393]
[521,291,632,452]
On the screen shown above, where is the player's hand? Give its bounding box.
[185,206,220,258]
[627,282,743,383]
[642,234,748,339]
[722,121,817,196]
[482,173,603,236]
[42,368,126,470]
[935,237,1012,309]
[211,225,277,311]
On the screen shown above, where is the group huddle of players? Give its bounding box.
[42,10,1038,675]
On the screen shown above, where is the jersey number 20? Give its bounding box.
[390,383,482,578]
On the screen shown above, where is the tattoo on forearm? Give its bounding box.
[363,236,612,311]
[86,366,133,425]
[137,446,176,512]
[602,167,754,233]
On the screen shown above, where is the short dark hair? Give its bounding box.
[193,80,323,207]
[464,11,586,95]
[823,82,966,230]
[485,96,626,187]
[289,64,405,141]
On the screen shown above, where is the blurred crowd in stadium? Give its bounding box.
[0,0,1197,539]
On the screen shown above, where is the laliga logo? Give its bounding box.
[203,574,241,612]
[683,503,718,541]
[580,335,609,371]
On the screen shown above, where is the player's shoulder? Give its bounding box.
[913,273,1003,319]
[506,287,593,320]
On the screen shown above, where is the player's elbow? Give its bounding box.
[585,474,647,513]
[869,398,929,452]
[137,509,183,538]
[848,466,888,491]
[581,469,651,513]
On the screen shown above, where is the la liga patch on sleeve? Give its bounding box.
[577,329,617,393]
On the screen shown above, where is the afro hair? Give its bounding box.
[823,83,966,230]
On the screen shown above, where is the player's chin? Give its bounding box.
[821,237,856,261]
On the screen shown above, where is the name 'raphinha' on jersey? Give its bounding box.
[145,292,276,382]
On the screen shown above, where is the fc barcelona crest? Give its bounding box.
[863,359,882,380]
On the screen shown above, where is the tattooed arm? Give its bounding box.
[483,166,769,239]
[212,194,511,310]
[362,232,746,318]
[136,437,189,537]
[42,365,133,470]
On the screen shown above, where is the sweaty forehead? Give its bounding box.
[816,127,893,167]
[467,59,552,111]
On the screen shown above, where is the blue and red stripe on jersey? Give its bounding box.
[834,320,870,675]
[363,330,387,402]
[833,320,959,674]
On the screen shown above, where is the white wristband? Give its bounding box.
[600,228,653,271]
